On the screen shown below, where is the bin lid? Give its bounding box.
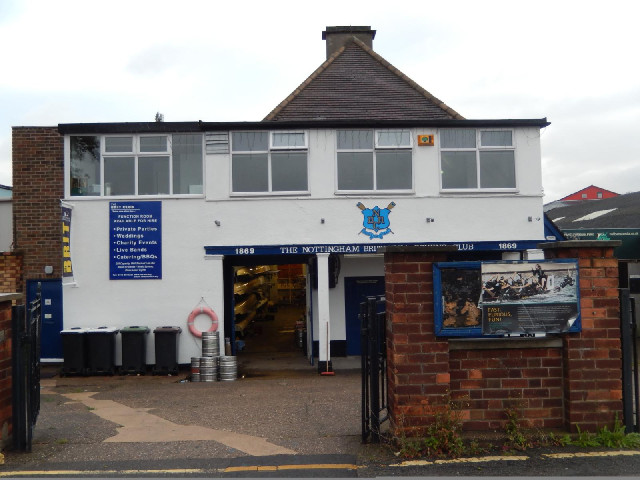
[86,326,119,334]
[121,326,150,333]
[60,327,89,334]
[153,326,182,333]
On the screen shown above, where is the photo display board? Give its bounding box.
[434,260,580,337]
[109,201,162,280]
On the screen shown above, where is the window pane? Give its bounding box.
[337,130,373,150]
[441,151,477,188]
[138,156,170,195]
[377,130,411,147]
[105,136,133,153]
[70,136,101,196]
[376,150,412,190]
[440,129,476,148]
[140,136,168,152]
[272,152,308,191]
[232,153,268,192]
[104,156,135,195]
[481,130,512,147]
[232,132,268,152]
[337,152,373,190]
[272,132,305,148]
[173,134,203,194]
[480,151,515,188]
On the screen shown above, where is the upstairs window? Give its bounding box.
[440,129,515,190]
[336,129,412,192]
[69,133,203,197]
[231,131,308,194]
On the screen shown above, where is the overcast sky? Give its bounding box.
[1,0,638,202]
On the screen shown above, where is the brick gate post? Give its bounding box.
[541,240,623,432]
[383,246,455,436]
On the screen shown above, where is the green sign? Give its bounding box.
[563,229,640,259]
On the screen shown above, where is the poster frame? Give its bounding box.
[433,259,581,337]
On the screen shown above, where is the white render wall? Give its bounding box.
[62,126,545,363]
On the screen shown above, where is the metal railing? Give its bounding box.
[361,296,388,443]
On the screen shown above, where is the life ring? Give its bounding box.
[187,306,219,338]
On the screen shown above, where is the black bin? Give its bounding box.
[153,326,182,375]
[120,326,150,375]
[60,327,88,376]
[85,326,119,375]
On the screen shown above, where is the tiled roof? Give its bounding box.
[264,39,463,122]
[549,191,640,228]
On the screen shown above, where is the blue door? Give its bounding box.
[344,276,385,355]
[27,279,63,359]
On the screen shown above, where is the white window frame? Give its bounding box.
[67,133,204,198]
[336,129,414,194]
[230,130,309,196]
[439,128,517,192]
[269,131,308,150]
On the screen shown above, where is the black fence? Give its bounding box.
[360,296,388,443]
[12,283,42,452]
[621,288,638,433]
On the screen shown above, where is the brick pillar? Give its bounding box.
[12,127,64,293]
[384,247,453,436]
[541,241,623,432]
[0,293,22,447]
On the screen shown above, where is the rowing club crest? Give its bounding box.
[357,202,395,239]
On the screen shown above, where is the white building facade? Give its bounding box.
[59,120,549,366]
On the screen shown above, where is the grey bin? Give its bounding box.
[120,326,150,375]
[153,326,182,375]
[60,327,88,376]
[85,326,119,375]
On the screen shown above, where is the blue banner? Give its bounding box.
[204,240,542,256]
[109,201,162,280]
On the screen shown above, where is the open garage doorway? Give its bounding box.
[223,255,314,373]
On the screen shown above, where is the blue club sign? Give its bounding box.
[357,202,395,239]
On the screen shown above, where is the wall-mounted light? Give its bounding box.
[44,265,53,275]
[214,220,221,226]
[321,218,325,224]
[425,217,435,223]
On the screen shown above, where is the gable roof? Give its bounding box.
[559,185,619,201]
[548,191,640,229]
[264,38,464,122]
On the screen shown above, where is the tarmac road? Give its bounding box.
[2,356,640,477]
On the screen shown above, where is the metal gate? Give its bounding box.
[360,296,388,443]
[12,283,42,451]
[621,288,639,433]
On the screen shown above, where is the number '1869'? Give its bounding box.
[499,243,517,249]
[235,248,255,255]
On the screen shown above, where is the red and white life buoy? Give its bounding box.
[187,306,219,338]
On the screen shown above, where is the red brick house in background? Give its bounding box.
[561,185,619,202]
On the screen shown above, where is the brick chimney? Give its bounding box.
[322,26,376,59]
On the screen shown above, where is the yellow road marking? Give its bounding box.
[223,463,358,472]
[390,455,529,467]
[544,450,640,459]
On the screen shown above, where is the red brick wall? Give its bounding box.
[544,244,622,432]
[384,244,623,437]
[0,252,23,297]
[384,250,450,433]
[0,298,15,447]
[449,346,564,430]
[12,127,64,290]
